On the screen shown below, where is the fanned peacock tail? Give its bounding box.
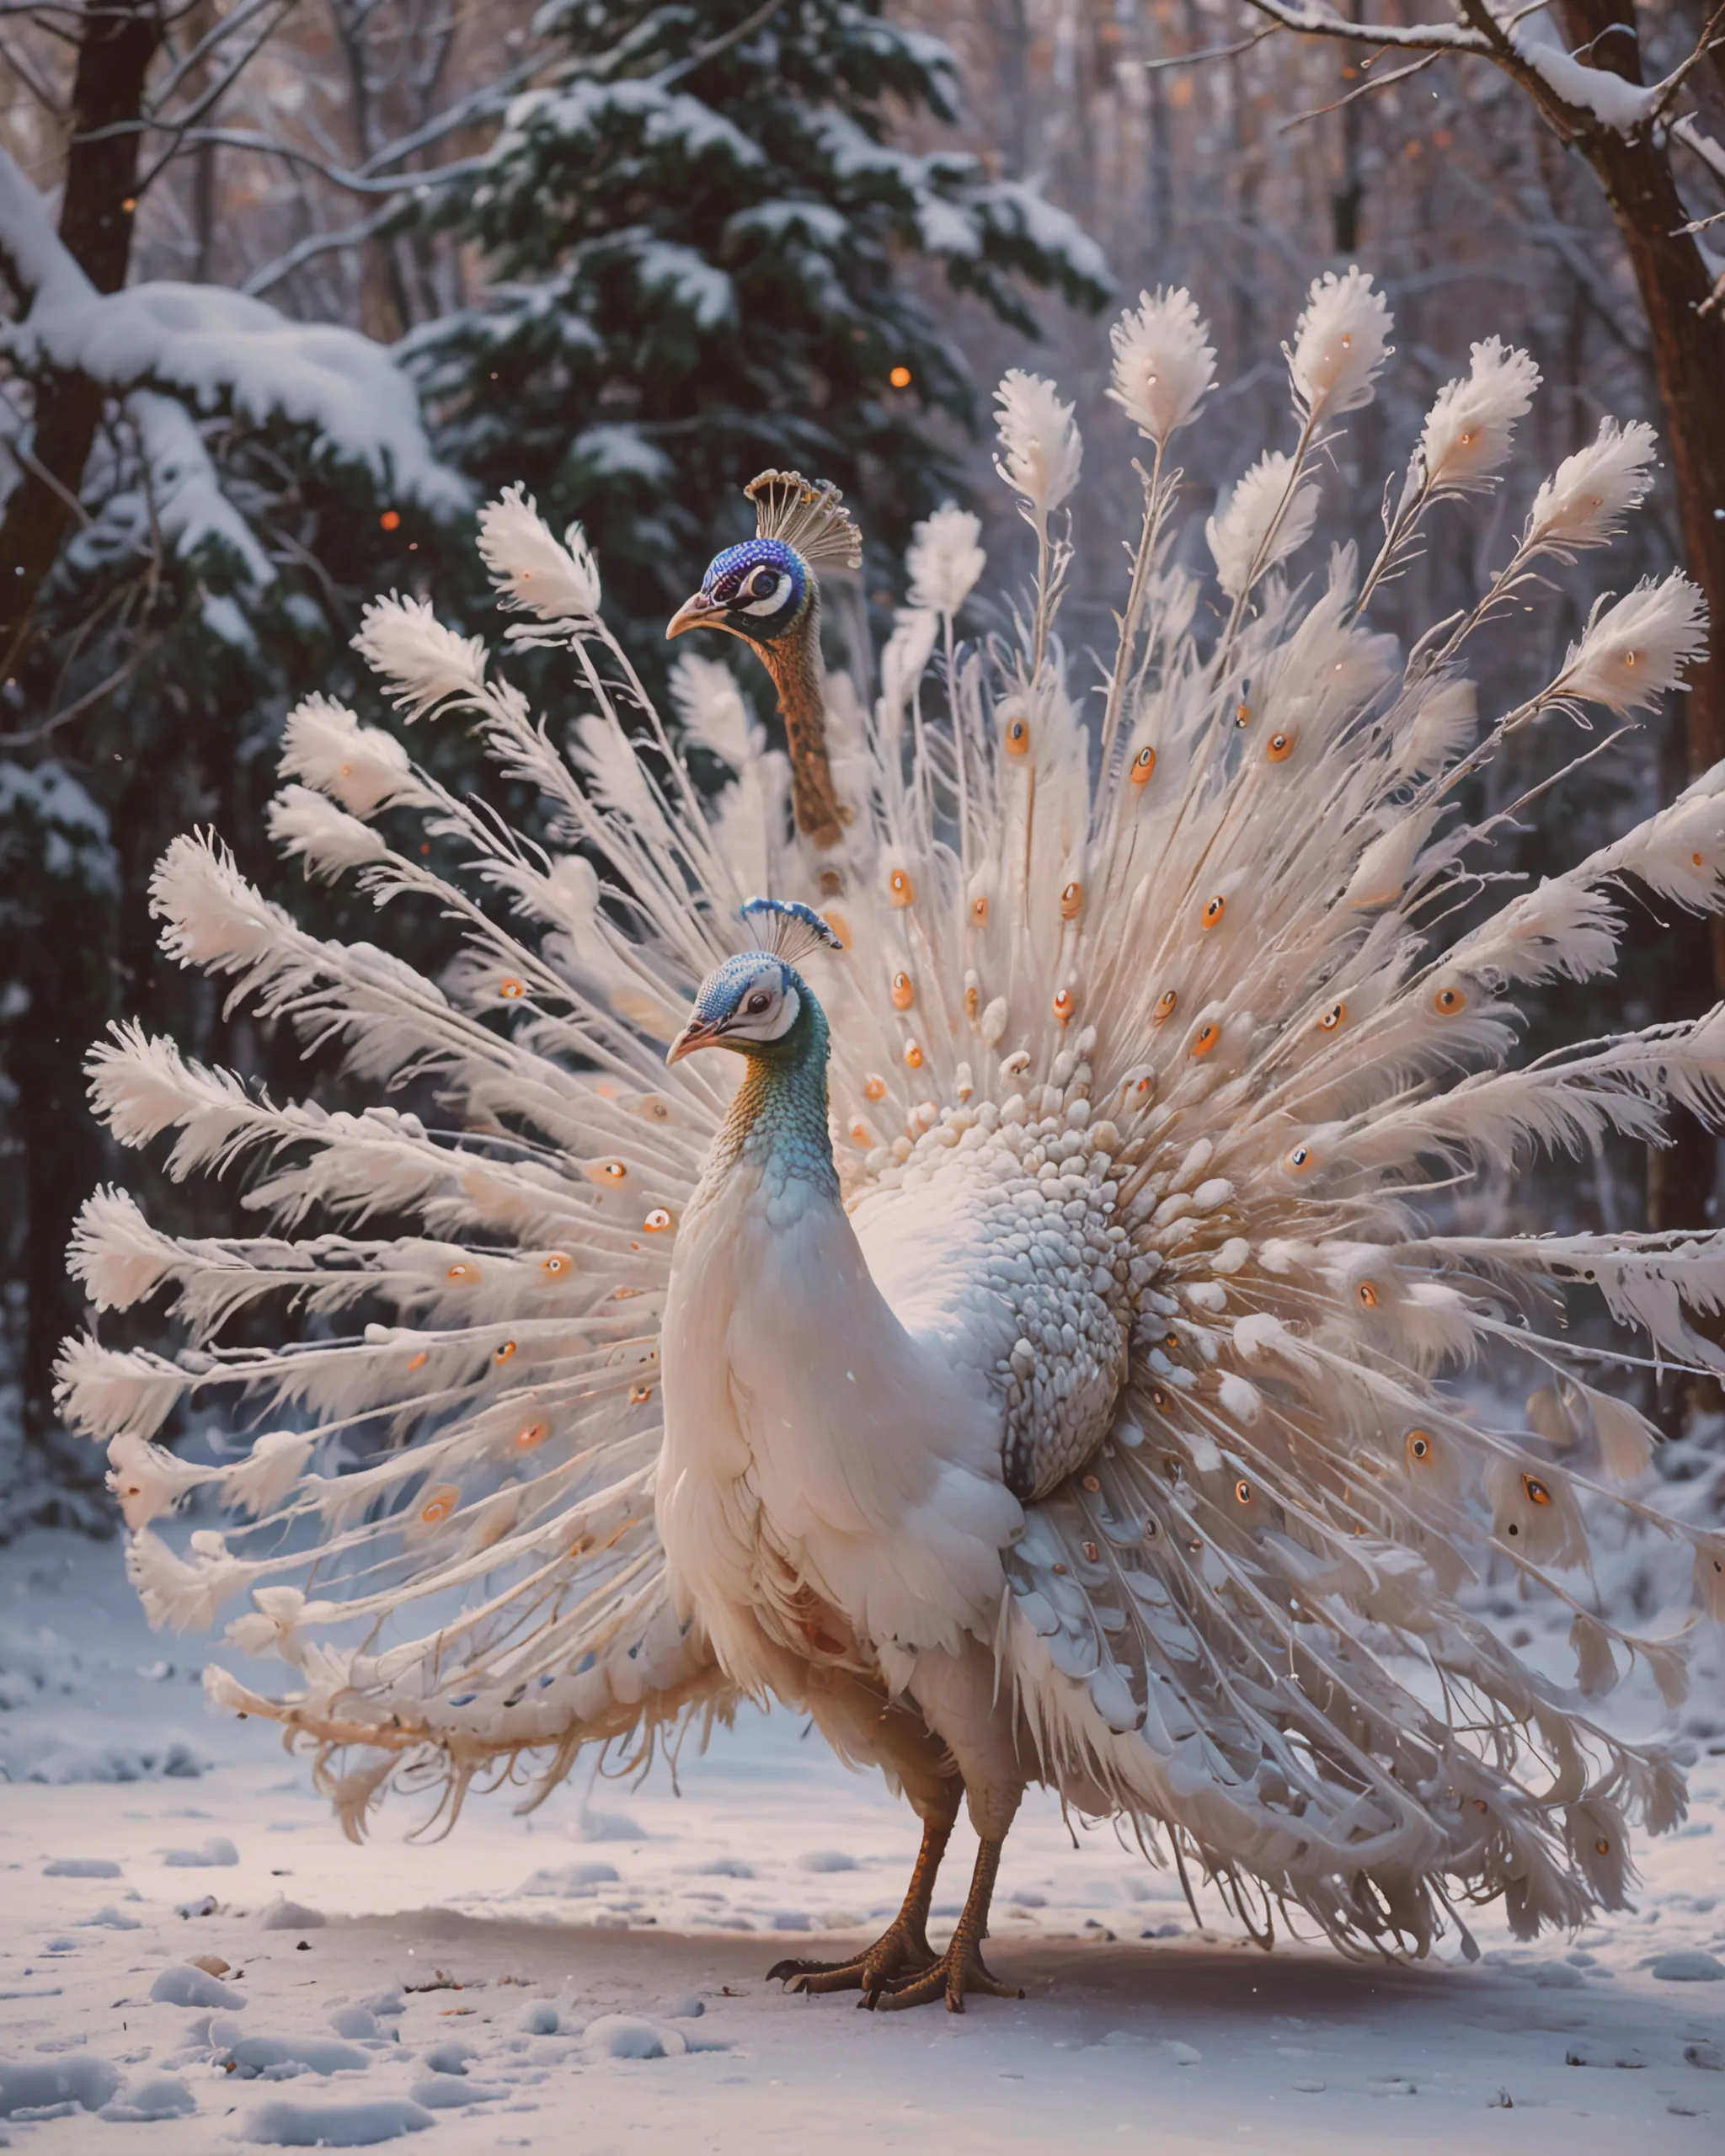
[58,272,1725,1957]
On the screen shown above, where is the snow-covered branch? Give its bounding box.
[0,145,465,513]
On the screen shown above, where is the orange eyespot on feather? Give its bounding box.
[1318,1001,1345,1032]
[1081,1474,1101,1492]
[542,1252,571,1278]
[1190,1021,1221,1058]
[1406,1429,1434,1465]
[1005,714,1031,757]
[629,1382,654,1406]
[494,1340,516,1363]
[1060,880,1083,920]
[644,1208,672,1232]
[1052,987,1076,1024]
[1522,1474,1552,1507]
[407,1350,429,1371]
[1081,1539,1100,1562]
[499,976,526,1000]
[1357,1281,1381,1310]
[1130,744,1156,786]
[1434,985,1466,1016]
[601,1161,628,1182]
[971,894,989,925]
[1153,990,1178,1025]
[848,1119,873,1145]
[888,867,915,906]
[1201,894,1226,929]
[904,1038,924,1070]
[1234,1479,1252,1505]
[964,984,980,1018]
[1285,1142,1314,1172]
[1267,730,1295,762]
[890,969,914,1011]
[446,1263,474,1283]
[863,1075,887,1102]
[820,908,849,948]
[515,1421,549,1451]
[1235,702,1252,729]
[1594,1836,1610,1855]
[1150,1385,1171,1412]
[418,1485,458,1527]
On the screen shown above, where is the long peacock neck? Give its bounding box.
[756,595,846,853]
[701,993,840,1208]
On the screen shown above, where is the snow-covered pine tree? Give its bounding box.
[409,0,1110,654]
[0,134,466,1504]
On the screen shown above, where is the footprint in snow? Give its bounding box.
[243,2095,434,2145]
[161,1837,238,1868]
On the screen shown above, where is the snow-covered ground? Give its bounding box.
[2,1527,1722,2151]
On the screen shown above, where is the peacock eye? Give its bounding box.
[749,568,777,599]
[745,990,772,1015]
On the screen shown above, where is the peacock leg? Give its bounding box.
[766,1815,951,1995]
[866,1833,1023,2014]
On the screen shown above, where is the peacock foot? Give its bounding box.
[864,1932,1023,2015]
[766,1915,938,1996]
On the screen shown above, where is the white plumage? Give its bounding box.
[58,271,1725,2009]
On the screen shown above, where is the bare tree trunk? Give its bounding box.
[0,0,163,679]
[1541,0,1725,1230]
[0,1,161,1479]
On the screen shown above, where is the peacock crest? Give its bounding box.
[744,468,863,569]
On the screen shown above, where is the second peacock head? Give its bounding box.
[666,899,842,1065]
[666,536,809,647]
[665,470,863,650]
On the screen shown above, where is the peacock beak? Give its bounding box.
[666,1016,723,1064]
[666,590,727,640]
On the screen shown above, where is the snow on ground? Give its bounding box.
[3,1528,1722,2152]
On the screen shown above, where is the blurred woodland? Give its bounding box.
[2,0,1723,1516]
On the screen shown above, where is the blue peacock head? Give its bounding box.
[666,470,862,651]
[667,899,842,1065]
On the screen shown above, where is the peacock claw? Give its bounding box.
[864,1933,1023,2015]
[766,1919,938,1996]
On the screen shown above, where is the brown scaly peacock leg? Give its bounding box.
[866,1832,1023,2014]
[767,1816,951,1995]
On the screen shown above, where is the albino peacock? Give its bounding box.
[63,270,1725,2012]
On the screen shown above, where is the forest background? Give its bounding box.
[1,0,1722,1524]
